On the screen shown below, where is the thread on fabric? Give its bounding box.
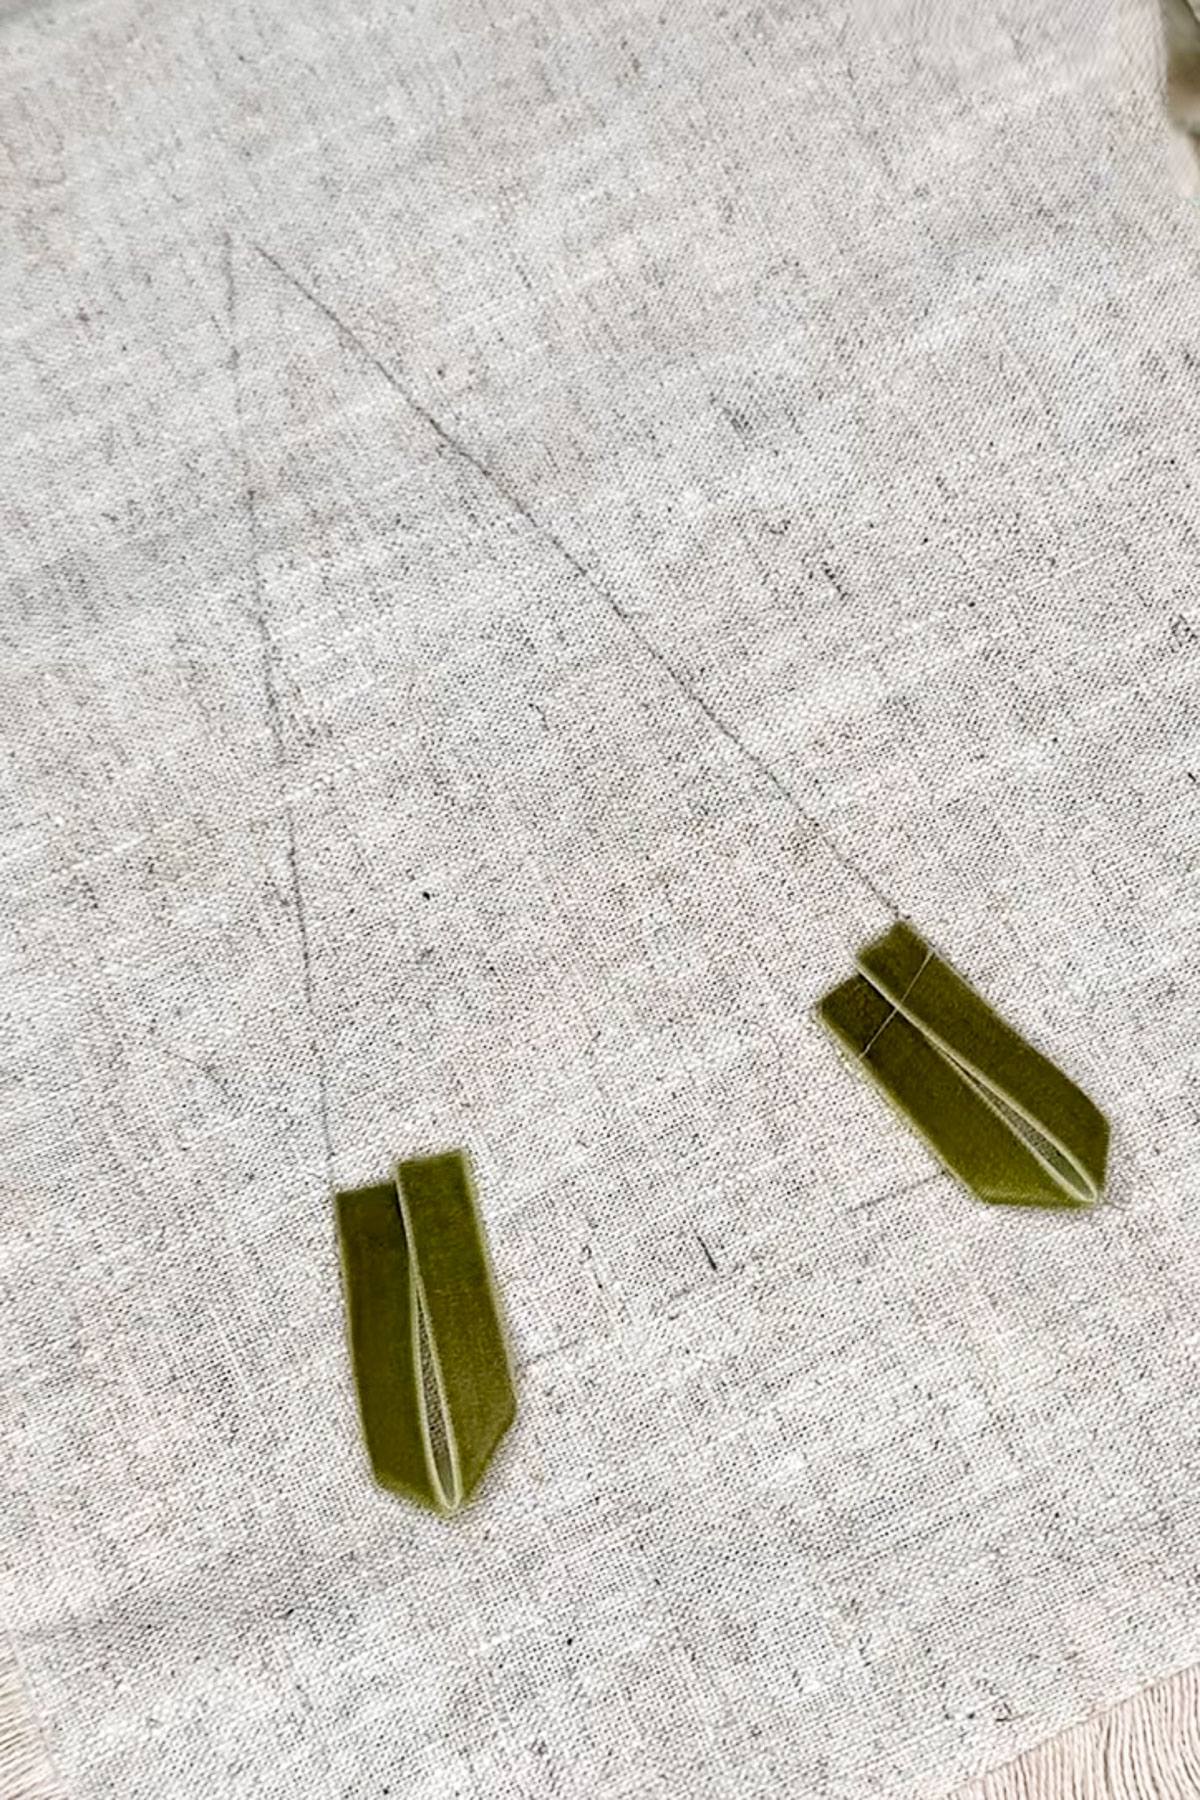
[854,945,933,1062]
[252,241,905,927]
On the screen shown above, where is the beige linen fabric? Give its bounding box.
[3,1,1199,1796]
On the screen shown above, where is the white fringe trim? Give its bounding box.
[0,1638,61,1800]
[955,1664,1200,1800]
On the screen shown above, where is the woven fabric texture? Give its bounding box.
[2,1,1198,1796]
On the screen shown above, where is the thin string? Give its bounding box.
[252,243,905,927]
[856,947,933,1062]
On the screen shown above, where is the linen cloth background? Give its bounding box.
[2,0,1199,1795]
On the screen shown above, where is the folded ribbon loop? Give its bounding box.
[335,1150,515,1513]
[820,923,1109,1208]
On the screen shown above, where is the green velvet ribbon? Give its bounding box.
[335,1151,515,1513]
[820,922,1109,1207]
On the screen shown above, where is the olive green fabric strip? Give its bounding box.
[335,1182,429,1501]
[335,1152,515,1514]
[396,1154,515,1504]
[821,925,1109,1208]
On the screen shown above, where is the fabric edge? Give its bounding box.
[951,1661,1200,1798]
[1,1631,63,1800]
